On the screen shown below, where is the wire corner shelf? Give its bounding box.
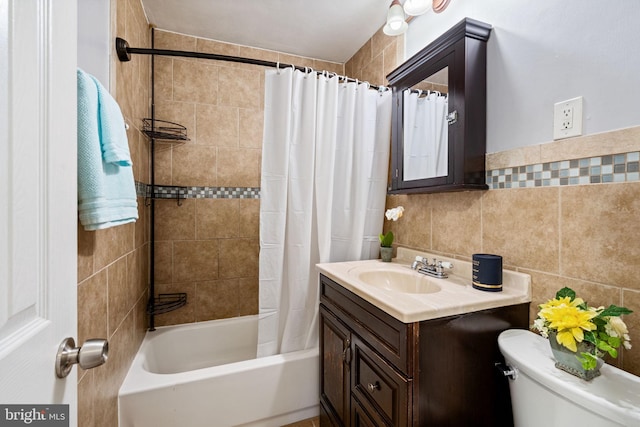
[142,118,189,142]
[146,185,188,206]
[148,293,187,316]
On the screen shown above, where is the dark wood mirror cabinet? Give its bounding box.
[387,18,492,193]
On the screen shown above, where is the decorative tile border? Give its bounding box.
[135,183,261,199]
[181,186,261,199]
[135,151,640,196]
[487,151,639,189]
[135,181,147,197]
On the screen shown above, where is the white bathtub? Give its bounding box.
[118,315,319,427]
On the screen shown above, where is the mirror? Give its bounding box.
[403,66,449,181]
[387,18,492,193]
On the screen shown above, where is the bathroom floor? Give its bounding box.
[282,416,319,427]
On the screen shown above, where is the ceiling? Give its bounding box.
[140,0,393,63]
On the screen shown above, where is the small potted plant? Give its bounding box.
[532,286,632,380]
[380,206,404,262]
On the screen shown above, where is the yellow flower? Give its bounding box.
[532,287,634,365]
[541,304,597,352]
[539,296,584,310]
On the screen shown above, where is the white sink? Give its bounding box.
[317,247,532,323]
[354,267,441,294]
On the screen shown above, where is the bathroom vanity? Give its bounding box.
[317,249,531,426]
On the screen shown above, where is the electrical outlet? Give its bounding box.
[553,96,583,140]
[561,105,573,130]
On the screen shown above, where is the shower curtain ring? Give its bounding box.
[276,61,280,74]
[304,66,314,78]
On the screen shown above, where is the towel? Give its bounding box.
[90,73,132,166]
[77,68,138,231]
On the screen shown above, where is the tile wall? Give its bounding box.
[75,7,639,423]
[346,28,640,376]
[150,29,344,326]
[76,0,151,425]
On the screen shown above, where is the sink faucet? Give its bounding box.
[411,256,453,279]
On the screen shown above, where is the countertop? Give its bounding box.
[316,248,531,323]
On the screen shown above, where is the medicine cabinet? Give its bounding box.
[387,18,492,193]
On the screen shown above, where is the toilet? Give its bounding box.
[498,329,640,427]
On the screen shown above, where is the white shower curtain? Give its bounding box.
[258,68,392,356]
[403,90,448,180]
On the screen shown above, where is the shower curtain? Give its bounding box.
[257,67,392,356]
[403,90,448,180]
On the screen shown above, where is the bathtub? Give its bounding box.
[118,315,319,427]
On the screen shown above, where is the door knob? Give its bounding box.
[55,337,109,378]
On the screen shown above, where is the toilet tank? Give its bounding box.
[498,329,640,427]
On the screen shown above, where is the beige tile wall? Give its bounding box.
[151,29,343,326]
[77,0,151,425]
[346,28,640,376]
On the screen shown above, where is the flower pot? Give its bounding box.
[547,331,603,380]
[380,246,393,262]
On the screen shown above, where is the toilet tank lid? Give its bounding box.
[498,329,640,425]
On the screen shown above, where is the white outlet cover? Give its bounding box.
[553,96,583,140]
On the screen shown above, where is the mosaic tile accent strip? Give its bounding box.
[182,186,261,199]
[487,151,639,189]
[135,183,261,199]
[135,181,148,198]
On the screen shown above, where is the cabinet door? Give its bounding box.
[351,398,380,427]
[351,336,410,427]
[320,305,352,427]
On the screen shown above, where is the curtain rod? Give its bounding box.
[115,37,387,91]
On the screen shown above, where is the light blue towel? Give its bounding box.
[77,68,138,231]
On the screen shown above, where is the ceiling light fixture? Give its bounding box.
[431,0,451,13]
[403,0,430,16]
[403,0,452,17]
[384,0,453,37]
[383,0,408,36]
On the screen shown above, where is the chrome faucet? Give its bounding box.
[411,256,453,279]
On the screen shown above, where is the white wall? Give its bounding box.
[77,0,111,87]
[405,0,640,153]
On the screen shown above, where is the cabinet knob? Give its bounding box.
[367,381,381,393]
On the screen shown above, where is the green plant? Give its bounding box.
[532,287,633,370]
[379,231,394,247]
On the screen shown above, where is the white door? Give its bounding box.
[0,0,78,424]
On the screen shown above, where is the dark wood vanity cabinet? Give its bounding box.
[319,274,529,427]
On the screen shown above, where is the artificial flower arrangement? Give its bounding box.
[532,286,633,371]
[380,206,404,247]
